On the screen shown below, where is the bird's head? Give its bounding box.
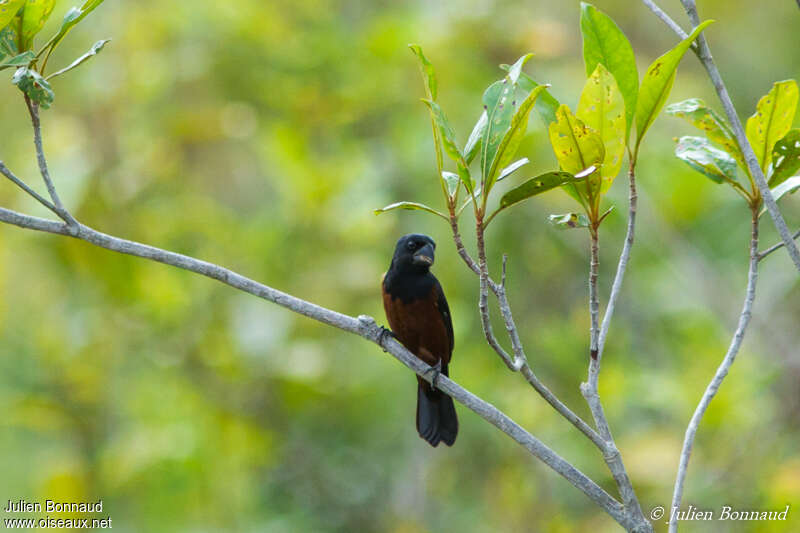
[391,233,436,273]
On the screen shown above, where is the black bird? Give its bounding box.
[382,233,458,447]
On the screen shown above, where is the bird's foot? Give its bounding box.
[426,360,443,389]
[378,326,396,351]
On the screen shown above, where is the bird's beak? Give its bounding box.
[413,243,435,266]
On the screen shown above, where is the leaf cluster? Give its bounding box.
[0,0,108,108]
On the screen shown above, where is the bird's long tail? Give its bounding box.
[416,365,458,447]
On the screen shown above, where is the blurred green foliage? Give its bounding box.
[0,1,798,532]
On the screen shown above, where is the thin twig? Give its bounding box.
[641,0,689,40]
[668,209,760,532]
[453,213,612,452]
[598,163,638,359]
[475,217,523,371]
[0,161,58,213]
[581,224,647,527]
[0,204,642,530]
[758,228,800,261]
[643,0,800,272]
[24,96,78,229]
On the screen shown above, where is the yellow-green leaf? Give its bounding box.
[577,64,626,192]
[19,0,54,50]
[374,201,447,220]
[579,2,638,142]
[745,80,799,174]
[0,0,25,32]
[549,105,604,207]
[635,20,714,151]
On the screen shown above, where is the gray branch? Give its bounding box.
[598,164,638,360]
[642,0,800,272]
[0,204,646,530]
[24,97,78,229]
[0,161,58,213]
[758,228,800,261]
[668,210,760,532]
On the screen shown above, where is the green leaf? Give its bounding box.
[548,104,604,204]
[665,98,745,169]
[500,171,577,210]
[409,45,443,176]
[38,0,107,70]
[771,176,800,202]
[0,0,25,33]
[408,44,437,100]
[577,64,626,192]
[441,171,460,197]
[484,83,548,197]
[674,135,739,186]
[373,201,448,220]
[548,212,590,229]
[0,25,18,59]
[769,129,800,187]
[496,157,528,182]
[579,2,638,142]
[45,38,109,80]
[746,80,799,174]
[502,66,560,126]
[422,99,474,193]
[0,48,31,69]
[635,20,714,150]
[12,65,53,108]
[463,110,487,164]
[19,0,55,50]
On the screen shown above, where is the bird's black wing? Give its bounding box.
[433,278,454,357]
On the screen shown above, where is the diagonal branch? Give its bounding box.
[0,204,639,530]
[642,0,800,272]
[0,161,58,213]
[24,96,79,229]
[668,209,760,532]
[758,227,800,261]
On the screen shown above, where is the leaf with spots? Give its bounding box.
[0,0,25,34]
[746,80,798,174]
[548,212,590,229]
[635,20,714,152]
[12,66,53,108]
[769,129,800,187]
[548,104,604,207]
[0,49,31,70]
[580,2,638,142]
[674,136,744,195]
[484,83,548,199]
[19,0,55,50]
[501,65,560,127]
[665,98,745,170]
[577,64,626,192]
[480,54,532,187]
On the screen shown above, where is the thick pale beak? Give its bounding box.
[413,243,435,266]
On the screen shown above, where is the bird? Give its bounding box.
[381,233,458,447]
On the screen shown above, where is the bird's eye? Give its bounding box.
[406,241,416,251]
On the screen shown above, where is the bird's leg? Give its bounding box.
[378,326,397,351]
[426,359,443,389]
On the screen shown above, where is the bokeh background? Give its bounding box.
[1,1,798,531]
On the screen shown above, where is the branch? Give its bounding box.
[668,209,760,532]
[0,161,58,213]
[475,217,524,371]
[581,224,647,526]
[0,204,640,530]
[24,97,78,229]
[758,227,800,261]
[598,163,638,359]
[642,0,800,272]
[449,212,611,450]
